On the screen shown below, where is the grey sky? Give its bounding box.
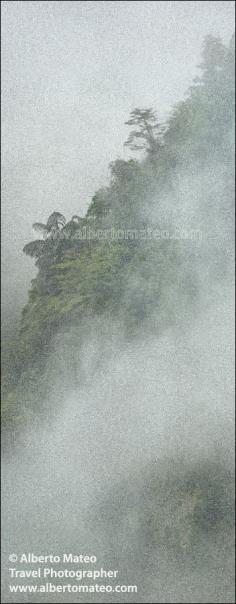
[1,1,235,324]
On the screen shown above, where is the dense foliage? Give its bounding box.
[2,34,235,432]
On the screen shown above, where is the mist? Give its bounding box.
[1,2,235,603]
[1,0,234,329]
[2,142,235,602]
[2,287,235,602]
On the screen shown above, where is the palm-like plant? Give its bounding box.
[61,215,83,238]
[23,212,86,295]
[23,239,46,258]
[23,212,66,260]
[23,210,88,262]
[32,211,66,239]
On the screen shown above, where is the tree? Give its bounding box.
[109,159,139,182]
[23,213,84,265]
[23,212,66,266]
[61,215,85,241]
[23,239,46,259]
[124,108,163,156]
[198,35,226,84]
[32,211,66,239]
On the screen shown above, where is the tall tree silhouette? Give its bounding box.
[124,108,163,156]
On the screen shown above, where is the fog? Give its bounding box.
[1,0,234,328]
[2,288,235,602]
[1,2,235,603]
[2,129,235,602]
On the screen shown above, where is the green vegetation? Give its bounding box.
[101,459,234,565]
[2,35,234,433]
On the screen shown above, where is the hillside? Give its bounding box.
[2,34,235,435]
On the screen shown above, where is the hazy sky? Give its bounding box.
[1,1,235,324]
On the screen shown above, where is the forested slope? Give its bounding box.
[2,34,235,434]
